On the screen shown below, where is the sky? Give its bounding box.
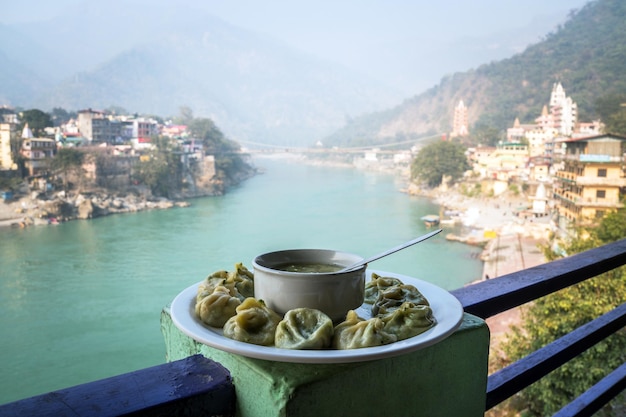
[1,0,592,94]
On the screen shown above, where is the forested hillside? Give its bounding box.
[325,0,626,147]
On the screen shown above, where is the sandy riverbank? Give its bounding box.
[416,183,553,265]
[0,198,35,228]
[412,184,553,351]
[433,188,551,279]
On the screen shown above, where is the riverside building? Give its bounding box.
[0,108,18,171]
[553,133,626,229]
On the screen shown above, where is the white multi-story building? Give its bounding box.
[506,83,579,160]
[549,82,578,136]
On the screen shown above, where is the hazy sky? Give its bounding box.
[2,0,591,94]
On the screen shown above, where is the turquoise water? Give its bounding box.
[0,156,483,404]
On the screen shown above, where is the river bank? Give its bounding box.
[405,180,553,353]
[0,162,261,229]
[0,190,193,228]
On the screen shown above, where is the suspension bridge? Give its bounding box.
[234,134,443,155]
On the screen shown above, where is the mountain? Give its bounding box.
[0,24,60,103]
[325,0,626,147]
[0,1,398,146]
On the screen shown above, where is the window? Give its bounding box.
[598,168,607,177]
[596,190,606,199]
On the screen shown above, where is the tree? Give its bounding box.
[188,117,239,153]
[50,107,77,127]
[132,136,182,198]
[174,106,194,125]
[595,94,626,135]
[502,214,626,416]
[105,105,128,116]
[468,123,503,147]
[0,176,24,192]
[596,209,626,242]
[19,109,53,137]
[410,140,470,187]
[187,117,248,179]
[51,148,85,193]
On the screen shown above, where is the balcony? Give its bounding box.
[553,190,624,209]
[558,154,625,163]
[553,189,579,205]
[1,239,625,416]
[578,198,624,209]
[575,176,626,187]
[555,171,577,182]
[555,171,626,187]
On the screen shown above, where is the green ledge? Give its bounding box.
[161,308,489,417]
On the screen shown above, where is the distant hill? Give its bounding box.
[325,0,626,147]
[0,23,59,103]
[0,1,398,146]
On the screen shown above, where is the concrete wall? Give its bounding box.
[161,308,489,417]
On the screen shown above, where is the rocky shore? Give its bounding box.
[0,189,192,228]
[0,155,260,229]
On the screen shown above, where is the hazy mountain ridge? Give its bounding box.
[0,23,60,103]
[1,1,608,147]
[325,0,626,147]
[0,2,399,145]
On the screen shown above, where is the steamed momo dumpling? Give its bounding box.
[196,270,231,303]
[364,273,405,304]
[275,308,334,350]
[381,302,436,341]
[227,262,254,299]
[332,310,397,349]
[195,285,241,327]
[372,283,430,317]
[222,298,282,346]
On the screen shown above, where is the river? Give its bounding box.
[0,155,483,404]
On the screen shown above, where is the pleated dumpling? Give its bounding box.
[364,273,405,304]
[195,285,241,327]
[275,308,334,350]
[332,310,397,349]
[222,298,282,346]
[372,283,430,317]
[381,302,436,341]
[227,262,255,299]
[196,270,231,303]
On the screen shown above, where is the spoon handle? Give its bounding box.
[340,228,442,272]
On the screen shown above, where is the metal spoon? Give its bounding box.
[338,228,443,272]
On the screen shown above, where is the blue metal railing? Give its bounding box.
[451,238,626,415]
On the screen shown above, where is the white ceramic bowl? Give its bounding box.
[252,249,366,321]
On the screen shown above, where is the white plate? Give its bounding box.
[169,270,464,364]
